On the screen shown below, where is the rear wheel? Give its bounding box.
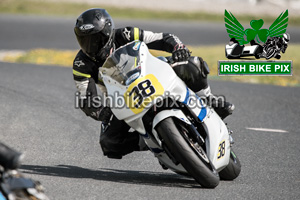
[156,117,219,188]
[219,150,241,180]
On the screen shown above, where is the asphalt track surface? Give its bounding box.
[0,14,300,199]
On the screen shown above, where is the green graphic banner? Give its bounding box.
[218,60,292,76]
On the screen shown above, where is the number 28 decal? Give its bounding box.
[129,79,155,108]
[217,140,226,160]
[124,74,164,114]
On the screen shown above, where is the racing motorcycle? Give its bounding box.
[99,41,241,188]
[0,143,49,200]
[260,34,289,60]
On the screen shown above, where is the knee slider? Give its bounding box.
[172,56,210,92]
[186,56,209,91]
[189,56,210,78]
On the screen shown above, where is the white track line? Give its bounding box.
[246,127,288,133]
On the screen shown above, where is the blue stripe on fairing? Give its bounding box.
[196,95,203,106]
[0,192,6,200]
[198,107,207,121]
[196,95,207,121]
[182,87,207,121]
[183,87,190,104]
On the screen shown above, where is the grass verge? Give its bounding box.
[3,44,299,87]
[1,0,300,25]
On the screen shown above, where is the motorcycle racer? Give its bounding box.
[261,33,290,59]
[73,8,234,159]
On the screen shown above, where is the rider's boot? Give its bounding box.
[196,86,235,119]
[100,117,148,159]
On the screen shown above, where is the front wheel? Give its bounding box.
[265,47,276,59]
[156,117,220,188]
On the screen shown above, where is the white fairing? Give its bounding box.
[202,110,230,171]
[101,42,187,134]
[100,41,230,172]
[226,43,259,57]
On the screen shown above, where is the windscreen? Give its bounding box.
[102,41,142,86]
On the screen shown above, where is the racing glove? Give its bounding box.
[80,98,112,122]
[98,106,113,123]
[172,44,191,62]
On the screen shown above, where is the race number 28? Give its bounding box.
[217,140,225,159]
[124,74,164,114]
[129,79,155,108]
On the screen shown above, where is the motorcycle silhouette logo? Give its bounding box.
[224,9,290,59]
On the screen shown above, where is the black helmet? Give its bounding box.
[74,8,115,60]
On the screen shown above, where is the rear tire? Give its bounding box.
[156,117,219,188]
[219,150,241,180]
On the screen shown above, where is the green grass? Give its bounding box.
[3,44,300,87]
[1,0,300,25]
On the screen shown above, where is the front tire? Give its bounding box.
[265,48,276,59]
[156,117,219,188]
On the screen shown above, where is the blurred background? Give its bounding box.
[0,1,300,200]
[1,0,299,86]
[44,0,300,16]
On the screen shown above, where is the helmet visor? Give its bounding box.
[76,32,110,57]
